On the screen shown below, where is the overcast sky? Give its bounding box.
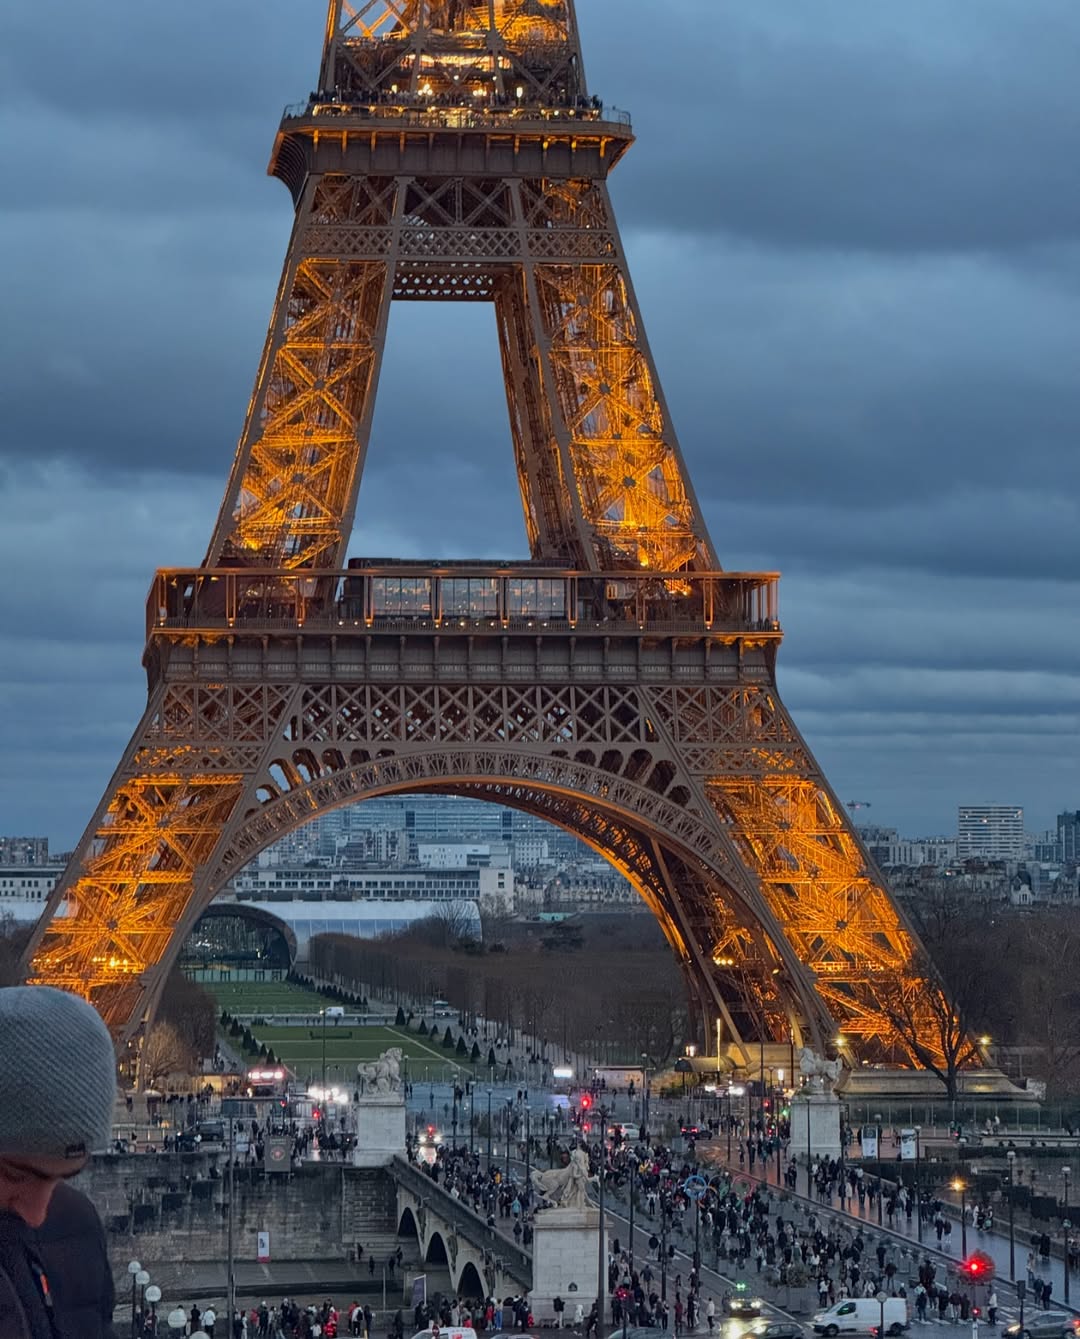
[1,1,1078,851]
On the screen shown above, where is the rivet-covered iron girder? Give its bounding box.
[27,1,964,1072]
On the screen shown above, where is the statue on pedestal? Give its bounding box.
[531,1148,594,1210]
[356,1047,404,1095]
[798,1048,842,1094]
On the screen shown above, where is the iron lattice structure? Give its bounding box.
[27,0,954,1067]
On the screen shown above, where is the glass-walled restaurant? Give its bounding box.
[148,563,780,636]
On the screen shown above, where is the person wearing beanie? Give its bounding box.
[0,985,118,1338]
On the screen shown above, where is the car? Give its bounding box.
[681,1123,713,1140]
[1002,1315,1080,1339]
[736,1323,807,1339]
[417,1126,444,1146]
[607,1123,642,1144]
[725,1295,764,1319]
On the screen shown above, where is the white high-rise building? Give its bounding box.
[957,805,1025,860]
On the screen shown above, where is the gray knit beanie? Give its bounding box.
[0,986,117,1161]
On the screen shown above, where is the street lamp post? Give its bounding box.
[505,1098,513,1186]
[486,1087,493,1170]
[136,1270,150,1333]
[876,1291,888,1339]
[628,1158,636,1274]
[1063,1165,1072,1304]
[660,1200,669,1302]
[641,1054,650,1136]
[452,1089,458,1152]
[127,1260,142,1339]
[694,1195,701,1272]
[524,1106,531,1205]
[1007,1150,1016,1282]
[597,1104,609,1327]
[914,1126,923,1244]
[145,1285,161,1335]
[953,1177,967,1257]
[806,1098,813,1198]
[320,1009,327,1092]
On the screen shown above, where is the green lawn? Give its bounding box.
[204,979,337,1015]
[204,980,474,1081]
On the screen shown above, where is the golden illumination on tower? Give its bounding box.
[25,0,969,1074]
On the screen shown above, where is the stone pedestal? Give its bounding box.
[531,1206,608,1323]
[788,1091,841,1162]
[352,1095,406,1167]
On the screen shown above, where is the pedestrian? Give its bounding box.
[553,1295,564,1329]
[0,985,118,1337]
[987,1290,998,1326]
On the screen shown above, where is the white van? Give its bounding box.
[325,1006,345,1019]
[412,1328,477,1339]
[812,1299,908,1336]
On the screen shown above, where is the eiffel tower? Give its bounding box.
[26,0,952,1070]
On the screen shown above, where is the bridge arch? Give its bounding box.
[425,1230,449,1267]
[398,1205,420,1244]
[458,1261,485,1303]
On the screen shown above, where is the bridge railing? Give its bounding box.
[391,1154,533,1284]
[146,563,780,642]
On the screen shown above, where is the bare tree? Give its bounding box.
[0,919,31,987]
[880,887,1009,1099]
[140,1022,194,1088]
[157,969,216,1059]
[1012,913,1080,1094]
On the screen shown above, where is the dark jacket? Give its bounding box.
[0,1182,116,1339]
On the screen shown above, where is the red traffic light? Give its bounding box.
[582,1121,591,1133]
[963,1251,995,1280]
[580,1094,592,1110]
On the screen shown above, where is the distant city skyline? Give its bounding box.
[12,791,1078,866]
[2,2,1078,847]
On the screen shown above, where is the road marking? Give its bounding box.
[600,1198,804,1326]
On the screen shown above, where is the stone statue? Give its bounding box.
[798,1047,843,1094]
[531,1147,594,1210]
[357,1047,403,1095]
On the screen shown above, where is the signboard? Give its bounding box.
[411,1275,427,1307]
[899,1128,917,1161]
[861,1127,879,1159]
[257,1230,271,1262]
[264,1137,291,1174]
